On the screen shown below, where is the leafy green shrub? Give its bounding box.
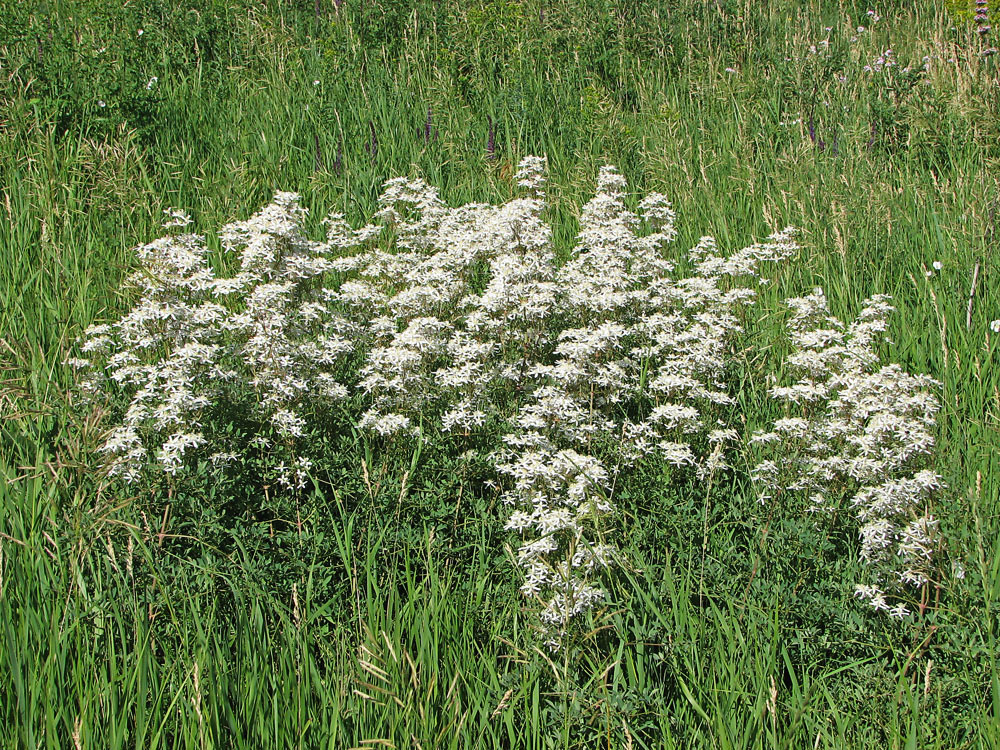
[0,1,245,142]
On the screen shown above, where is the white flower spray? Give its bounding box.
[73,157,807,648]
[75,193,360,487]
[753,289,943,618]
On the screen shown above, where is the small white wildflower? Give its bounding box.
[146,76,158,90]
[708,428,738,443]
[887,603,909,619]
[277,456,314,489]
[989,319,1000,333]
[271,409,306,438]
[932,261,942,271]
[952,560,966,580]
[359,410,413,437]
[162,209,194,230]
[98,100,106,108]
[210,452,237,467]
[158,432,206,475]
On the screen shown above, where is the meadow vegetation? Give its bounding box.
[1,0,999,747]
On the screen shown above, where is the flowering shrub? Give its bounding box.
[69,192,366,491]
[71,156,947,646]
[752,289,943,618]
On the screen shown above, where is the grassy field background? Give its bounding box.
[2,0,999,746]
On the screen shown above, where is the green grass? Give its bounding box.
[2,0,1000,746]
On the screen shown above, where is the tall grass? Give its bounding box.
[2,0,999,746]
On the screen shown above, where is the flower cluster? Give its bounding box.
[752,289,943,618]
[72,193,363,485]
[72,157,802,646]
[489,166,798,647]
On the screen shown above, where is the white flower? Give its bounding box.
[157,432,206,474]
[990,319,1000,333]
[271,409,306,438]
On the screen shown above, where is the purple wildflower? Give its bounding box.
[367,120,378,161]
[424,107,434,143]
